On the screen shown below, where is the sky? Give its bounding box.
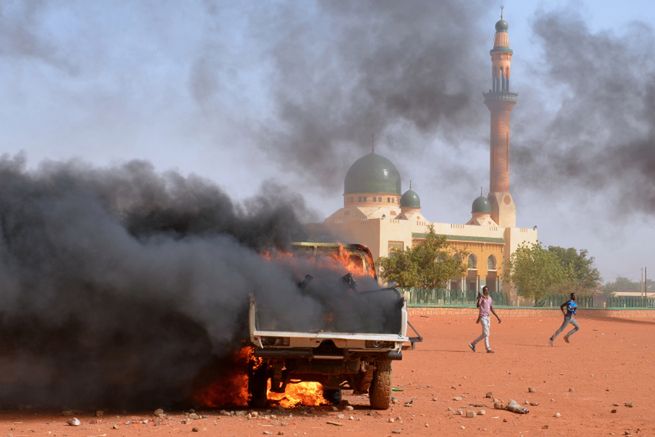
[1,0,654,283]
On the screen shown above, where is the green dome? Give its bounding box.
[472,195,492,214]
[344,152,401,195]
[495,19,508,32]
[400,189,420,209]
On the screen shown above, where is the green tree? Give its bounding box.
[603,276,655,293]
[507,242,567,301]
[547,246,601,294]
[507,243,601,302]
[378,225,465,289]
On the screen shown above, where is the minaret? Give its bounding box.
[484,8,517,228]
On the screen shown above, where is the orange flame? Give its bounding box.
[268,381,328,408]
[192,347,253,408]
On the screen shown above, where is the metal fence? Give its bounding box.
[404,288,655,309]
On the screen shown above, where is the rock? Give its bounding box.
[465,411,475,418]
[154,408,165,418]
[485,392,493,399]
[278,432,285,436]
[460,425,466,430]
[249,411,259,418]
[505,400,529,414]
[613,403,620,407]
[493,401,505,410]
[388,417,395,423]
[431,397,438,402]
[337,413,345,419]
[624,402,634,408]
[349,416,355,421]
[112,424,119,430]
[453,396,463,401]
[188,413,201,420]
[447,407,455,413]
[542,425,549,429]
[478,409,486,416]
[392,431,402,435]
[263,432,273,436]
[345,405,354,411]
[326,421,343,426]
[67,417,81,426]
[528,387,536,393]
[192,427,199,432]
[568,388,574,392]
[425,423,429,428]
[611,409,618,414]
[554,412,561,418]
[528,401,540,406]
[181,419,190,425]
[391,397,399,404]
[457,409,464,416]
[219,410,231,416]
[503,418,508,423]
[403,399,414,407]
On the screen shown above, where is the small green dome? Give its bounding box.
[472,195,492,214]
[495,19,508,32]
[400,189,420,209]
[344,152,401,195]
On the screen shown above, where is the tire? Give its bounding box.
[248,363,268,408]
[369,360,391,410]
[323,388,342,405]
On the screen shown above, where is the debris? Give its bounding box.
[67,417,81,426]
[392,431,402,435]
[96,410,104,418]
[611,409,618,414]
[388,417,395,423]
[453,396,463,401]
[349,416,355,421]
[391,387,404,392]
[528,401,540,406]
[542,425,549,430]
[345,406,354,411]
[493,400,505,410]
[528,387,536,393]
[263,432,273,436]
[568,387,574,392]
[431,396,438,402]
[485,392,493,399]
[188,413,201,420]
[425,423,429,428]
[326,421,343,426]
[391,397,399,404]
[112,424,119,430]
[403,399,414,407]
[465,411,475,418]
[613,403,620,407]
[456,409,464,416]
[478,409,486,416]
[554,412,561,418]
[154,408,165,418]
[505,400,529,414]
[624,402,634,408]
[460,425,466,430]
[192,427,199,432]
[337,414,345,419]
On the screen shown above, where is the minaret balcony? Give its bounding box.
[483,91,518,104]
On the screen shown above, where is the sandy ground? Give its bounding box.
[1,313,654,437]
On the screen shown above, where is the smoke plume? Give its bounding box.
[228,0,489,188]
[514,10,655,215]
[0,156,398,408]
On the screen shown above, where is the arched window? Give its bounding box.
[468,254,477,270]
[487,255,497,271]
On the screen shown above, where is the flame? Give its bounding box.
[192,347,253,408]
[262,244,375,279]
[268,381,328,408]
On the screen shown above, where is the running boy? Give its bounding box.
[549,292,580,345]
[468,286,502,353]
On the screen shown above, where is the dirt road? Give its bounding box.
[1,313,653,436]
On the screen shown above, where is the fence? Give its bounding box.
[404,288,655,309]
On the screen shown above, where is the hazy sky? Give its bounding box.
[1,0,654,282]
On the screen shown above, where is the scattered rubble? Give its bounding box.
[67,417,81,426]
[326,421,343,426]
[528,387,536,393]
[554,412,561,418]
[624,402,634,408]
[452,396,463,401]
[153,408,165,418]
[484,392,493,399]
[505,400,529,414]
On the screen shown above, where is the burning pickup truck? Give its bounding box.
[248,242,421,409]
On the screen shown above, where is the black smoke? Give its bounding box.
[513,10,655,215]
[0,156,398,408]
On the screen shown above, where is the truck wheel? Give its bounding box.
[323,388,342,405]
[248,364,268,409]
[369,360,391,410]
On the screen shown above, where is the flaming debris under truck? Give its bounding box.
[249,243,421,410]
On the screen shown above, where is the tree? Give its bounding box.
[507,243,601,301]
[507,243,567,301]
[603,276,655,293]
[378,225,465,289]
[547,246,601,294]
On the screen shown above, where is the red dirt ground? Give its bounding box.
[1,312,654,436]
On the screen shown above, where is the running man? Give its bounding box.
[468,286,502,353]
[549,292,580,346]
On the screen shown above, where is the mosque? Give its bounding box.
[323,13,538,295]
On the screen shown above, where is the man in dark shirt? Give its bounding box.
[549,292,580,346]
